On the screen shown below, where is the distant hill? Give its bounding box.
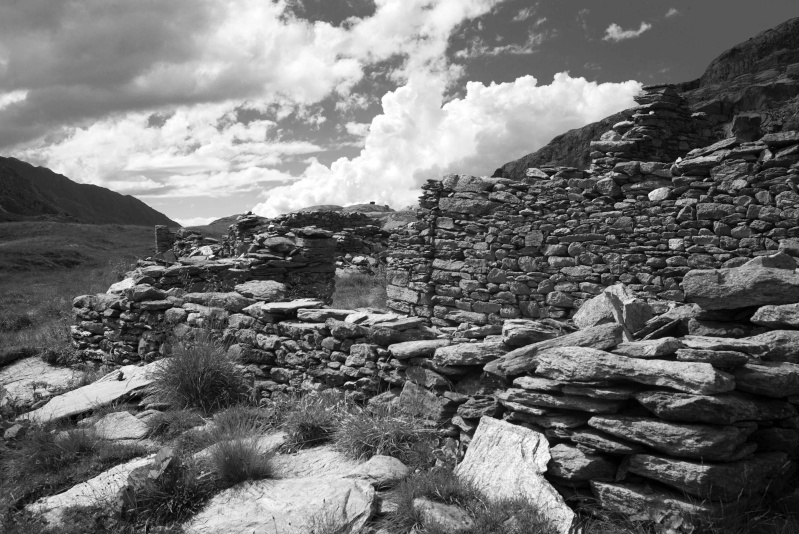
[0,156,178,226]
[495,16,799,179]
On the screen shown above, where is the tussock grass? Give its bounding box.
[282,390,349,450]
[146,409,206,441]
[382,468,554,534]
[149,332,249,415]
[209,437,274,488]
[334,403,435,467]
[331,268,388,310]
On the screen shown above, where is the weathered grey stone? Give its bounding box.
[439,197,499,215]
[560,384,638,400]
[634,390,797,425]
[413,498,474,533]
[388,339,451,360]
[751,304,799,329]
[405,366,450,389]
[344,455,410,489]
[245,298,324,317]
[93,411,149,441]
[674,349,749,370]
[590,481,715,522]
[506,412,588,429]
[627,452,789,501]
[454,417,576,534]
[534,347,735,395]
[733,362,799,397]
[683,255,799,310]
[0,357,75,407]
[547,443,617,482]
[501,319,566,347]
[588,415,756,461]
[573,285,653,334]
[570,429,644,455]
[22,362,163,424]
[746,330,799,363]
[612,338,684,358]
[484,324,624,377]
[184,477,374,534]
[498,389,624,414]
[183,292,255,312]
[433,341,508,367]
[456,396,500,419]
[680,335,767,355]
[442,174,493,192]
[398,381,454,422]
[296,308,356,322]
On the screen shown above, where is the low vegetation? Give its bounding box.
[148,332,249,415]
[331,267,388,309]
[282,390,348,450]
[335,403,435,467]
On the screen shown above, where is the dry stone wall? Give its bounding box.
[386,101,799,328]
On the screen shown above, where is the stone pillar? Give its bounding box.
[154,225,175,253]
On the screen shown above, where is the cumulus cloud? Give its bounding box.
[251,73,642,217]
[603,22,653,42]
[0,0,504,148]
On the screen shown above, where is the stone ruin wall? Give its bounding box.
[69,84,799,523]
[385,87,799,325]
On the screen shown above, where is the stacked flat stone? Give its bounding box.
[154,225,176,254]
[386,126,799,325]
[590,84,714,175]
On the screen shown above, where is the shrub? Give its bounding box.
[282,390,348,450]
[334,404,435,467]
[208,437,274,488]
[149,332,249,415]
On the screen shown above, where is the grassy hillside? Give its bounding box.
[0,222,153,356]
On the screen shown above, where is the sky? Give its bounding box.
[0,1,797,226]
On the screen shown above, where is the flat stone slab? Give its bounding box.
[680,335,768,355]
[433,341,508,367]
[547,443,617,482]
[388,339,451,360]
[627,452,789,501]
[94,411,150,441]
[0,357,75,407]
[498,389,624,414]
[501,319,567,347]
[183,476,375,534]
[233,280,286,301]
[751,303,799,329]
[588,415,756,461]
[747,330,799,363]
[26,455,154,524]
[613,338,684,359]
[590,481,714,522]
[674,349,749,370]
[634,390,797,425]
[21,361,163,424]
[683,256,799,310]
[732,362,799,397]
[454,416,576,534]
[485,324,624,377]
[296,308,356,322]
[533,347,735,395]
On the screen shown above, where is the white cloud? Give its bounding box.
[456,31,548,58]
[513,7,536,22]
[665,8,680,18]
[252,72,642,217]
[0,89,27,110]
[345,122,370,138]
[603,22,653,42]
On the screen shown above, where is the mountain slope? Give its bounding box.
[495,16,799,179]
[0,157,177,226]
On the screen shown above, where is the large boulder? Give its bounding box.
[683,253,799,310]
[501,319,570,347]
[533,347,735,395]
[573,285,653,334]
[454,417,576,534]
[183,477,375,534]
[484,323,624,377]
[433,341,508,367]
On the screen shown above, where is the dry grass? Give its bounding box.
[331,268,388,309]
[334,403,435,467]
[149,332,249,415]
[282,390,349,451]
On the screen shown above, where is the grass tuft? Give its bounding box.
[146,409,206,441]
[209,437,274,488]
[282,390,348,450]
[149,332,249,415]
[334,403,435,467]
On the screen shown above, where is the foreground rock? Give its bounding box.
[0,357,75,407]
[454,416,576,534]
[484,324,624,376]
[184,477,375,534]
[573,284,653,334]
[21,361,162,423]
[533,347,735,395]
[413,498,474,533]
[26,455,154,524]
[93,411,150,441]
[683,254,799,310]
